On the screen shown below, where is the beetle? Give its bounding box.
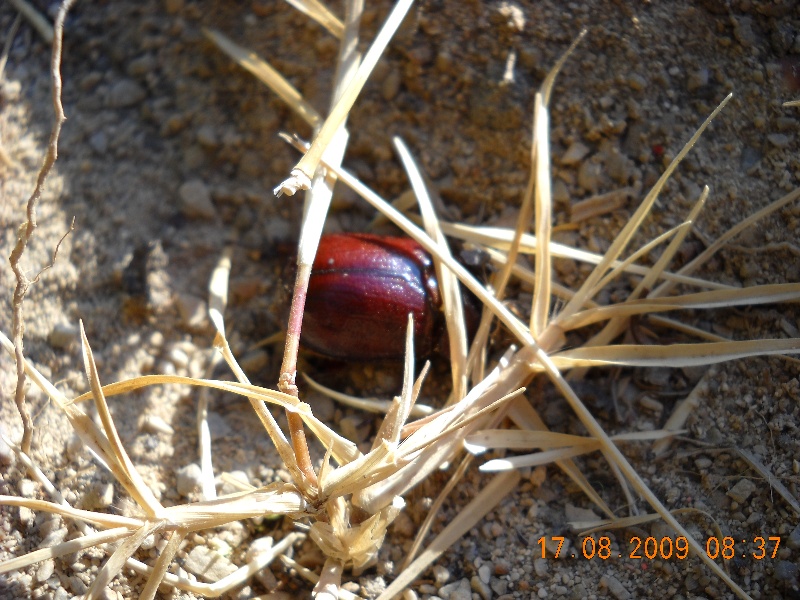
[301,233,445,361]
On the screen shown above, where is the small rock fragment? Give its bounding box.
[471,575,491,600]
[727,478,756,503]
[774,560,798,581]
[176,463,203,496]
[183,545,237,581]
[478,563,492,584]
[560,141,590,166]
[439,578,471,600]
[0,425,15,466]
[35,559,54,583]
[107,79,147,108]
[140,414,174,435]
[175,292,208,329]
[432,565,450,587]
[787,523,800,549]
[627,73,647,91]
[179,179,217,220]
[48,322,79,350]
[382,69,402,101]
[18,479,37,498]
[767,133,790,149]
[601,574,632,600]
[686,67,709,92]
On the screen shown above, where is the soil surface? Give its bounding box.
[1,1,800,599]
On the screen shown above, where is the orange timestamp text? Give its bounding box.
[537,535,781,560]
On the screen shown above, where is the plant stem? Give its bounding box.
[278,263,318,488]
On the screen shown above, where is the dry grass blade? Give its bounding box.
[557,282,800,330]
[465,428,678,453]
[507,397,615,518]
[528,347,751,599]
[401,454,473,569]
[551,338,800,369]
[570,187,636,222]
[393,137,469,400]
[652,186,800,298]
[139,529,184,600]
[274,0,414,196]
[85,522,161,599]
[531,93,552,340]
[203,28,322,129]
[284,0,345,39]
[279,555,362,600]
[127,532,305,597]
[302,372,435,417]
[7,0,53,43]
[0,526,130,573]
[441,222,733,291]
[377,471,521,600]
[737,449,800,516]
[0,495,141,533]
[559,94,732,318]
[470,428,681,471]
[79,321,164,516]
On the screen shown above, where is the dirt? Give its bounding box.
[1,1,800,599]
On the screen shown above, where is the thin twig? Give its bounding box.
[0,13,23,81]
[7,0,54,44]
[9,0,75,454]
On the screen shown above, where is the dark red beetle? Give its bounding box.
[301,233,444,360]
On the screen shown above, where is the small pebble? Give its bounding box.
[140,414,174,435]
[601,574,632,600]
[245,536,274,562]
[88,131,108,154]
[439,578,471,600]
[96,482,114,508]
[107,78,147,108]
[207,412,233,439]
[175,292,208,328]
[40,527,68,548]
[48,322,79,350]
[478,564,492,584]
[18,479,38,498]
[237,349,269,374]
[432,565,450,586]
[196,124,219,148]
[694,457,712,470]
[0,425,14,466]
[183,545,237,580]
[68,575,88,595]
[35,559,54,583]
[727,478,756,503]
[382,69,402,101]
[176,463,203,496]
[166,345,190,369]
[533,557,548,577]
[686,68,709,92]
[774,560,798,581]
[767,133,790,149]
[627,73,647,91]
[179,179,217,220]
[127,55,156,77]
[470,575,491,600]
[577,159,601,194]
[787,523,800,549]
[491,578,508,595]
[560,141,590,166]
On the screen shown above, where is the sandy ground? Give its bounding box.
[1,1,800,599]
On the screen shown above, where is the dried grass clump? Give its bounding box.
[3,2,800,600]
